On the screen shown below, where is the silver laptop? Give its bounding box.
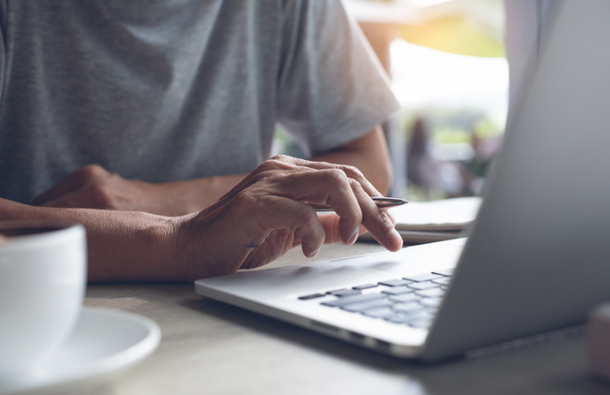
[195,0,610,362]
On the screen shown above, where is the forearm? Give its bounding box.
[153,173,246,215]
[0,198,180,282]
[311,126,393,195]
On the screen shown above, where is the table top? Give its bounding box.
[83,242,610,395]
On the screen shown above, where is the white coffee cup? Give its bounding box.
[0,222,87,382]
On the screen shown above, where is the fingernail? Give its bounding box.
[308,247,321,258]
[348,231,359,245]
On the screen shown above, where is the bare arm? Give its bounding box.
[31,126,393,215]
[1,156,402,283]
[0,198,179,282]
[311,126,392,195]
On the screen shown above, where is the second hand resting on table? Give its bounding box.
[6,155,403,282]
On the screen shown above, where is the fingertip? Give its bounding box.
[348,230,359,245]
[388,229,403,252]
[304,245,321,258]
[338,227,360,246]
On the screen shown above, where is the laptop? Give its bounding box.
[195,0,610,362]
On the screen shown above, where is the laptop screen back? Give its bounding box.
[422,0,610,361]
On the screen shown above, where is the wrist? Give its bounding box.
[165,212,199,282]
[85,211,185,282]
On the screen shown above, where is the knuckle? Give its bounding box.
[343,164,363,178]
[295,204,317,226]
[324,168,349,185]
[89,187,114,208]
[321,169,352,193]
[269,154,291,163]
[76,164,112,184]
[252,158,297,183]
[374,210,393,228]
[80,164,105,178]
[255,160,283,177]
[262,155,293,170]
[349,177,362,190]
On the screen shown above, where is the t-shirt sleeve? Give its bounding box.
[276,0,400,157]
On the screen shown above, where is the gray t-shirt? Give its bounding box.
[0,1,398,204]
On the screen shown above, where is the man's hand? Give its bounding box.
[172,155,403,280]
[31,164,155,211]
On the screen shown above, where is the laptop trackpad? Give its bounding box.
[202,241,464,298]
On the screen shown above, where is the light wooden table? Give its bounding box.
[83,242,610,395]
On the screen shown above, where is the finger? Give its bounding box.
[31,177,82,206]
[239,229,297,270]
[318,213,342,244]
[284,157,382,198]
[231,192,326,259]
[38,191,104,210]
[259,169,363,245]
[249,155,380,200]
[31,164,108,206]
[384,207,397,226]
[212,156,379,217]
[318,215,369,244]
[262,197,326,258]
[349,179,403,252]
[204,156,315,213]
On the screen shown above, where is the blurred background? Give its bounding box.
[274,0,508,201]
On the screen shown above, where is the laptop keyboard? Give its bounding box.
[297,268,454,329]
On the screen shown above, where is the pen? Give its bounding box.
[313,197,408,212]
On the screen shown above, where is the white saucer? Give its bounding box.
[0,307,161,395]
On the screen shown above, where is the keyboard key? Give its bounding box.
[389,293,419,303]
[382,286,412,296]
[404,310,434,321]
[378,279,412,287]
[432,278,451,286]
[341,299,392,313]
[407,282,440,291]
[321,293,386,308]
[409,318,433,328]
[363,307,396,319]
[384,314,413,324]
[403,273,443,282]
[419,297,443,307]
[393,302,424,313]
[431,268,455,277]
[298,293,325,300]
[328,289,361,298]
[416,288,445,298]
[352,283,378,290]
